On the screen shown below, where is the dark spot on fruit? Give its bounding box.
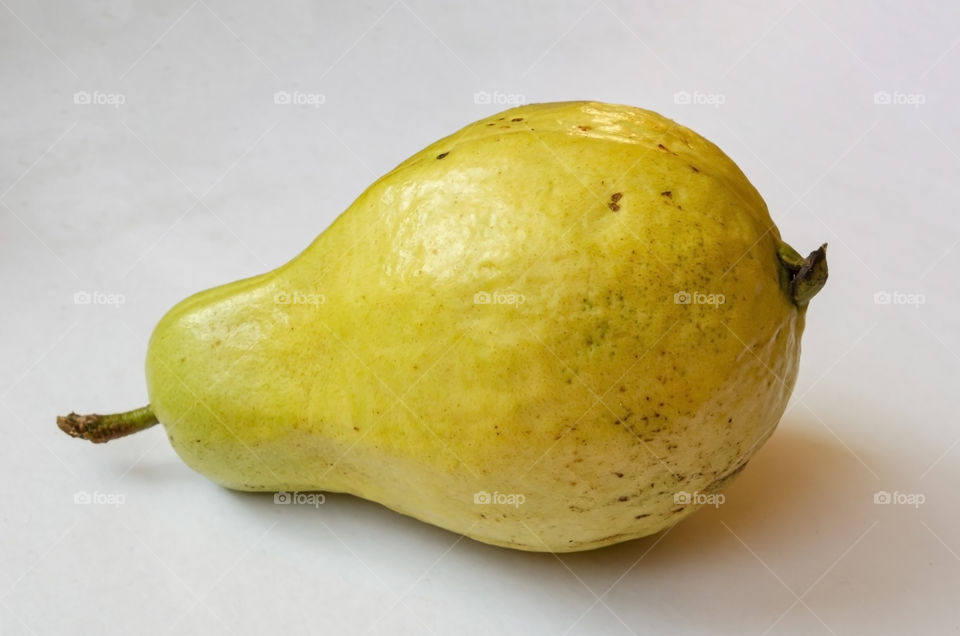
[661,191,672,198]
[578,125,592,131]
[672,506,686,513]
[635,513,650,519]
[690,165,699,172]
[511,117,523,122]
[614,472,624,478]
[436,152,449,159]
[618,496,629,502]
[353,426,360,431]
[657,143,676,154]
[608,192,623,211]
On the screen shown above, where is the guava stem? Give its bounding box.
[778,243,828,307]
[57,405,158,443]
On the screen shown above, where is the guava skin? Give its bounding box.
[144,102,819,552]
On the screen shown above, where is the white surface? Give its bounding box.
[2,1,958,634]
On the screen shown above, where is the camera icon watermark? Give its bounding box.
[273,90,326,109]
[274,491,326,508]
[873,90,925,109]
[473,490,525,508]
[474,290,525,307]
[673,90,725,109]
[73,290,126,308]
[674,290,725,307]
[74,490,125,507]
[73,90,126,108]
[873,490,925,508]
[274,290,325,307]
[873,290,924,308]
[473,90,526,107]
[673,490,725,508]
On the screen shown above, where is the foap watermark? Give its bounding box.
[873,290,925,308]
[74,290,125,308]
[473,90,526,107]
[73,90,126,108]
[673,90,726,109]
[474,490,525,508]
[474,290,525,307]
[273,90,326,109]
[873,90,925,109]
[674,490,725,508]
[874,490,925,508]
[274,290,325,307]
[674,290,725,307]
[74,490,125,507]
[274,491,326,508]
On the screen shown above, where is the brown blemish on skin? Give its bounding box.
[618,496,629,502]
[608,192,623,211]
[661,191,672,198]
[657,143,677,155]
[635,513,650,519]
[689,165,700,172]
[436,152,449,159]
[577,125,592,131]
[511,117,523,122]
[614,472,624,478]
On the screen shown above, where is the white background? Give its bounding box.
[2,1,958,634]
